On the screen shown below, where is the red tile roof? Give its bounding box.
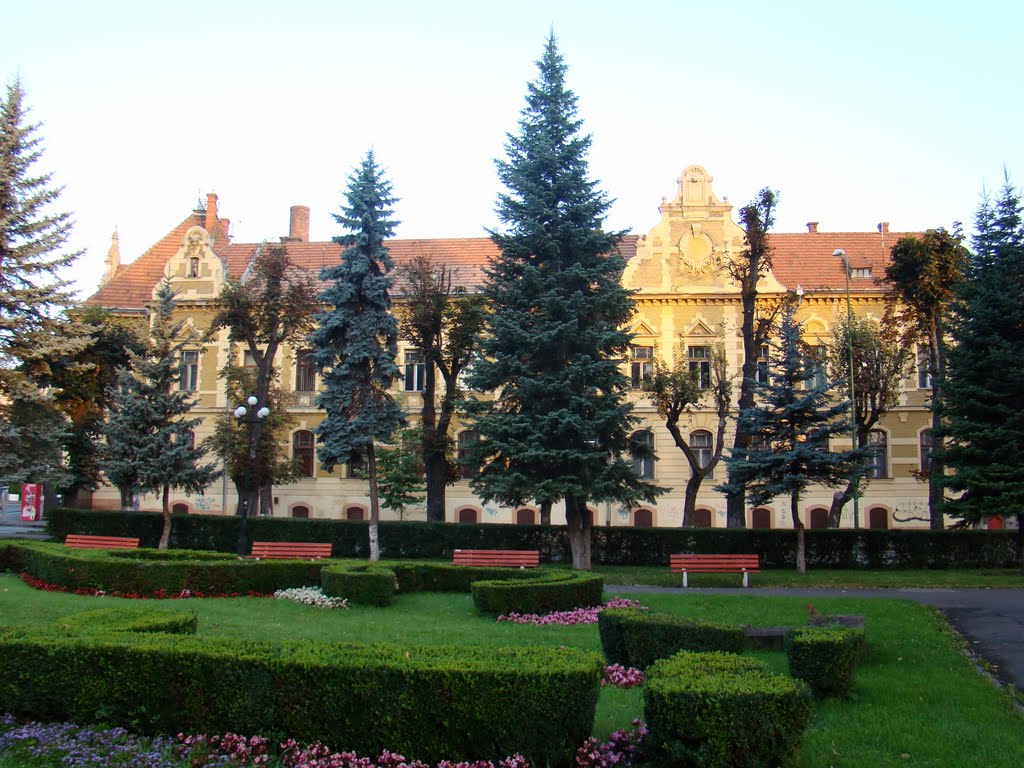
[768,229,916,294]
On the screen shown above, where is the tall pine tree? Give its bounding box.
[0,78,86,487]
[101,282,219,548]
[942,180,1024,569]
[719,299,870,571]
[467,35,662,570]
[309,151,405,562]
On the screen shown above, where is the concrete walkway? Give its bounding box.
[615,584,1024,693]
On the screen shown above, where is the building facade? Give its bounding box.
[85,166,938,529]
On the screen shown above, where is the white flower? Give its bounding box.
[273,586,349,609]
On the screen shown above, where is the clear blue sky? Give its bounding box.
[4,0,1021,299]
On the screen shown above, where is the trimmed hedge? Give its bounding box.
[44,507,1021,568]
[644,651,812,768]
[598,608,746,669]
[3,541,321,596]
[786,625,866,699]
[0,629,602,767]
[50,607,198,635]
[471,571,604,616]
[321,563,398,606]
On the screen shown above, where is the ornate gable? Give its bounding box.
[161,226,227,300]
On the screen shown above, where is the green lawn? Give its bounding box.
[0,573,1022,767]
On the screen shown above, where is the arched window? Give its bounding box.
[291,505,310,519]
[692,508,713,528]
[345,506,365,521]
[189,257,200,277]
[457,430,478,480]
[515,508,536,525]
[171,503,189,515]
[633,508,654,527]
[630,430,655,479]
[919,430,933,474]
[690,430,713,470]
[808,507,829,529]
[868,430,888,479]
[457,507,478,524]
[869,507,889,529]
[293,430,315,478]
[751,507,772,529]
[986,516,1004,530]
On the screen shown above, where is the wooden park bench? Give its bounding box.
[65,534,140,550]
[452,549,540,568]
[670,553,760,588]
[247,541,332,560]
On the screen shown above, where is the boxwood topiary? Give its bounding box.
[51,607,197,635]
[785,625,866,699]
[599,608,746,668]
[470,570,604,615]
[320,563,398,606]
[644,651,812,768]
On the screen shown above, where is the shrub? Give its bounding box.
[0,629,602,767]
[389,562,542,593]
[321,563,398,606]
[785,625,866,699]
[598,608,746,669]
[49,607,198,635]
[471,571,604,615]
[644,651,812,768]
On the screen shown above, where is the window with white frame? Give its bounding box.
[688,345,711,389]
[178,350,199,391]
[630,346,654,389]
[690,429,713,471]
[917,345,932,389]
[808,345,827,389]
[868,429,888,479]
[756,343,770,385]
[630,430,655,479]
[403,349,426,392]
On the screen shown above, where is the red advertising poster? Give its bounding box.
[20,483,42,521]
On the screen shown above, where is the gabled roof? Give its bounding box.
[768,228,913,294]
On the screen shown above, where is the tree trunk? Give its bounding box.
[565,493,592,570]
[828,486,852,528]
[422,364,447,522]
[682,475,702,526]
[791,494,806,573]
[158,483,171,550]
[927,320,945,530]
[1017,514,1023,576]
[366,443,381,562]
[539,499,552,525]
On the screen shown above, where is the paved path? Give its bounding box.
[614,584,1024,693]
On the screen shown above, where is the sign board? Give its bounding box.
[20,483,43,521]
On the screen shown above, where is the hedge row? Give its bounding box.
[598,608,746,668]
[785,625,866,699]
[471,572,605,616]
[51,607,198,635]
[644,651,813,768]
[44,508,1020,568]
[0,626,601,766]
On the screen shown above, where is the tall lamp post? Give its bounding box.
[233,395,270,556]
[833,249,860,529]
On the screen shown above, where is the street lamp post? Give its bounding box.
[833,249,860,529]
[233,395,270,556]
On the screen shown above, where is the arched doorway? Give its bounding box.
[692,508,713,528]
[808,508,829,529]
[633,508,654,527]
[986,516,1004,530]
[291,505,310,519]
[457,507,479,524]
[868,507,889,530]
[751,507,772,529]
[345,506,365,521]
[515,508,536,525]
[171,503,189,515]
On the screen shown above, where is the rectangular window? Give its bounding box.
[808,345,827,389]
[403,349,426,392]
[688,345,710,389]
[919,430,934,475]
[868,430,888,479]
[242,350,257,371]
[630,346,653,389]
[295,350,316,392]
[756,344,770,385]
[917,345,932,389]
[178,350,199,391]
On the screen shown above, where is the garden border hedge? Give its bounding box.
[598,607,746,668]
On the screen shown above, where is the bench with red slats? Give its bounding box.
[247,541,332,560]
[670,553,760,587]
[64,534,140,550]
[452,549,540,568]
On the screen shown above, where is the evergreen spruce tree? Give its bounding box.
[309,151,404,562]
[467,35,662,569]
[718,300,870,572]
[0,78,86,485]
[101,282,219,548]
[942,180,1024,569]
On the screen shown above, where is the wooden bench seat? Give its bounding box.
[670,553,760,587]
[247,541,332,560]
[452,549,540,568]
[65,534,140,550]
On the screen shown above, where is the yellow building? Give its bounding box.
[85,167,936,529]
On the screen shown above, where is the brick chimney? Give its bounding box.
[289,205,310,242]
[878,222,890,234]
[205,192,218,232]
[806,221,819,233]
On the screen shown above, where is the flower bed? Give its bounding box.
[497,598,642,626]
